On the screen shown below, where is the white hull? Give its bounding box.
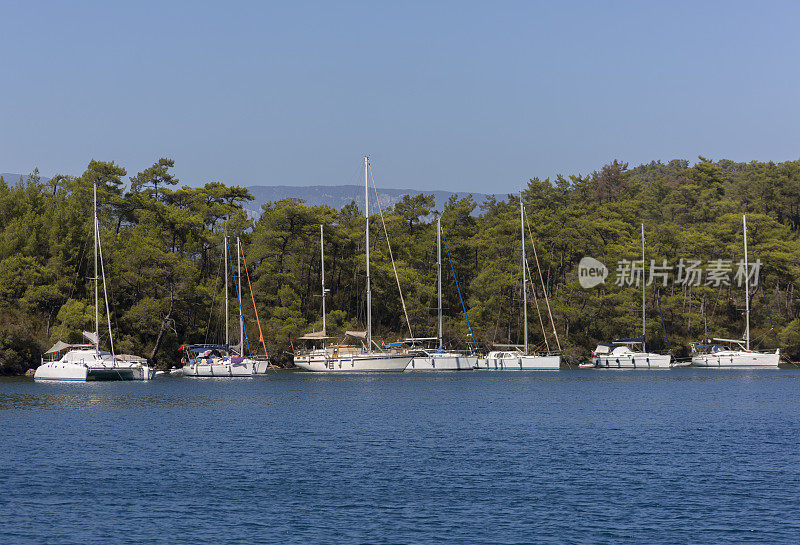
[406,355,475,371]
[476,355,561,370]
[251,359,271,374]
[593,352,672,369]
[34,362,154,381]
[691,351,779,368]
[294,353,412,372]
[182,360,255,377]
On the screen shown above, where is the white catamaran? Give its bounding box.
[691,215,780,368]
[35,183,154,381]
[293,157,413,372]
[593,223,672,369]
[407,215,475,371]
[477,197,560,370]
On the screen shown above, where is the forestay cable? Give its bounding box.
[523,210,562,351]
[368,166,414,339]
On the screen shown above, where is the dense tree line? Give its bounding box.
[2,156,800,374]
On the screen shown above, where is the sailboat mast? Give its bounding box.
[321,224,327,336]
[437,215,443,349]
[365,156,372,350]
[93,181,99,353]
[521,197,528,355]
[744,214,749,350]
[641,223,646,353]
[224,235,229,348]
[237,237,243,354]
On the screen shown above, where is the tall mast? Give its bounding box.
[641,222,646,353]
[365,156,372,350]
[437,215,443,349]
[93,181,99,353]
[521,197,528,355]
[321,224,327,336]
[744,214,750,350]
[237,237,243,354]
[224,235,229,347]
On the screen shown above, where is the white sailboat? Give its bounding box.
[407,215,475,371]
[593,223,672,369]
[293,157,412,372]
[35,183,154,381]
[477,197,561,370]
[691,215,780,368]
[182,236,261,376]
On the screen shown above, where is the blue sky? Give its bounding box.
[2,1,799,193]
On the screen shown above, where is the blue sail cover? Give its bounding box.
[183,344,230,353]
[612,336,645,344]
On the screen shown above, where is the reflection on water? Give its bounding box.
[0,392,242,410]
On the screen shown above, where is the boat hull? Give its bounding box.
[182,361,254,377]
[34,363,154,381]
[406,355,475,371]
[294,354,412,372]
[593,353,672,369]
[476,355,561,370]
[691,351,779,368]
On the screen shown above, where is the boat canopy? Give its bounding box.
[182,344,230,353]
[45,341,93,354]
[612,336,645,344]
[712,337,746,345]
[115,354,147,362]
[298,330,332,340]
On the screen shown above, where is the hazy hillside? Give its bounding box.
[0,173,46,184]
[245,185,489,214]
[1,173,488,212]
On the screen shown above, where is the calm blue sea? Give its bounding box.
[1,369,799,544]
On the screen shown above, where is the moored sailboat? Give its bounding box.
[292,157,412,372]
[181,237,269,376]
[477,196,560,370]
[593,223,672,369]
[406,215,475,371]
[35,182,154,381]
[691,215,780,368]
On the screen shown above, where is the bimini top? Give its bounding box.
[298,330,333,340]
[611,336,645,345]
[45,341,94,354]
[180,344,231,354]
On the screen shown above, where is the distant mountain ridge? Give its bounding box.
[0,173,489,213]
[1,172,48,183]
[246,185,490,213]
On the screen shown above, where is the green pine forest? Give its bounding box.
[2,156,800,374]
